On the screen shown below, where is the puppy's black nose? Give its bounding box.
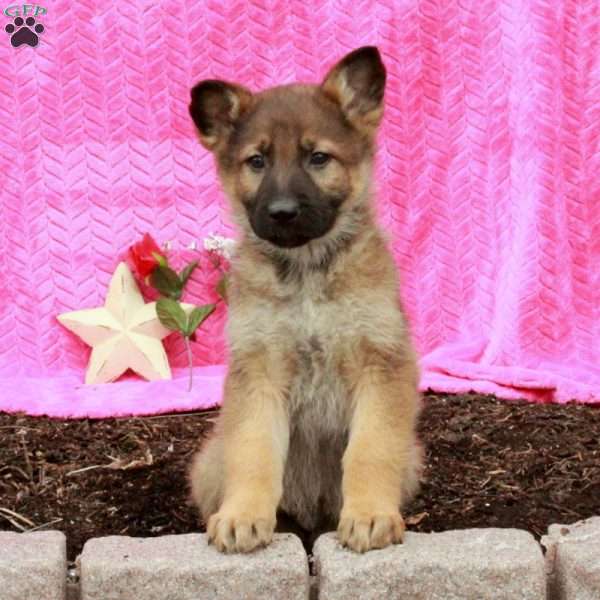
[268,198,299,223]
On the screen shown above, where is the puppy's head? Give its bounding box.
[189,47,386,249]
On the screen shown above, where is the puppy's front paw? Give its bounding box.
[337,509,405,553]
[207,510,275,553]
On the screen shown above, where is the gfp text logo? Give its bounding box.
[3,4,46,47]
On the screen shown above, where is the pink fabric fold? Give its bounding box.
[0,367,226,419]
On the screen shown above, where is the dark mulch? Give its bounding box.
[1,393,599,562]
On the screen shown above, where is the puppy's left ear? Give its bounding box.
[321,46,386,136]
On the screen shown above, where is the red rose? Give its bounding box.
[129,233,166,278]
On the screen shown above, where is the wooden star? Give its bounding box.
[57,262,191,384]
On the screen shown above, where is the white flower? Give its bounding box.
[203,234,236,260]
[221,238,236,260]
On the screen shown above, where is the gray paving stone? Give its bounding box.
[0,530,66,600]
[313,528,545,600]
[542,516,600,600]
[79,532,309,600]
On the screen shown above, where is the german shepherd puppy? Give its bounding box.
[188,46,423,554]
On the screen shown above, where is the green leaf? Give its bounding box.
[185,304,216,337]
[179,260,199,288]
[156,298,188,333]
[216,272,229,303]
[150,265,182,300]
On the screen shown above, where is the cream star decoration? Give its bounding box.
[57,262,192,384]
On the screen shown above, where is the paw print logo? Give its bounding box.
[5,16,44,47]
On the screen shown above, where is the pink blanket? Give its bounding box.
[1,0,598,418]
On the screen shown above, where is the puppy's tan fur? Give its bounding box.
[188,47,423,553]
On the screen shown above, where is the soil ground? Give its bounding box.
[1,392,599,562]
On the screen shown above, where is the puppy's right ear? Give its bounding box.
[189,80,253,150]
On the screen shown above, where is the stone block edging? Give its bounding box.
[1,518,599,599]
[0,530,66,600]
[313,528,545,599]
[541,516,600,600]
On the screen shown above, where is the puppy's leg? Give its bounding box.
[189,434,225,523]
[402,438,424,506]
[207,355,289,553]
[338,353,420,553]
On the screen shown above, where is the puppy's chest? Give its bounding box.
[285,292,351,432]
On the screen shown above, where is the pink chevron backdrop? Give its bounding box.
[0,0,599,418]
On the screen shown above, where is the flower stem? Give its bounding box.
[184,335,193,392]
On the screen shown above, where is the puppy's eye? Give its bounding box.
[309,152,330,166]
[247,154,266,170]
